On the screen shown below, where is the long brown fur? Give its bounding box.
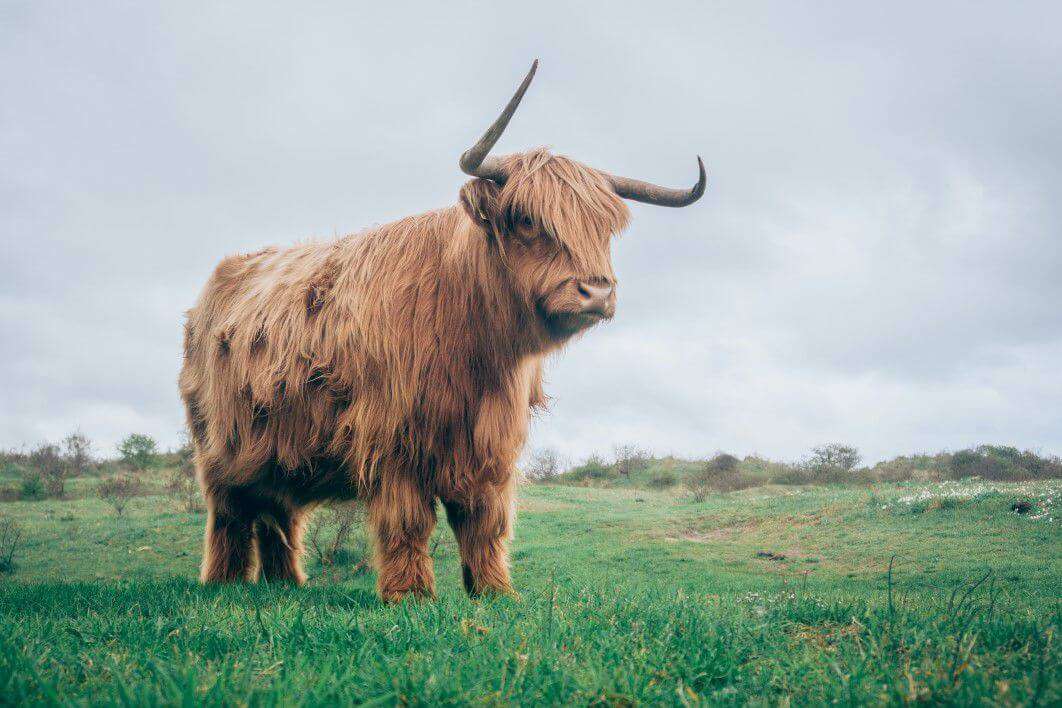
[180,149,629,598]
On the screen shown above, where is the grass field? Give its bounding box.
[0,475,1059,705]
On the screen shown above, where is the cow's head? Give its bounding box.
[457,61,706,347]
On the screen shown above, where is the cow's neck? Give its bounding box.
[435,214,541,391]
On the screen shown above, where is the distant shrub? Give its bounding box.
[524,447,563,482]
[0,449,29,471]
[946,446,1061,481]
[949,449,983,479]
[30,443,69,498]
[808,461,849,485]
[19,473,45,501]
[688,483,710,502]
[647,470,677,489]
[117,434,159,473]
[865,448,1062,484]
[62,431,93,479]
[97,474,144,516]
[883,455,946,483]
[688,453,756,500]
[0,517,22,574]
[909,467,945,483]
[742,455,791,481]
[1018,449,1062,479]
[166,442,202,513]
[864,456,924,483]
[0,461,25,479]
[93,459,123,477]
[802,444,862,483]
[612,444,651,480]
[768,465,815,486]
[810,444,861,471]
[571,454,611,482]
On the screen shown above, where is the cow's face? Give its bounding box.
[460,152,630,344]
[503,207,617,341]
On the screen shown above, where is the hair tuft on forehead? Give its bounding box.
[498,149,629,270]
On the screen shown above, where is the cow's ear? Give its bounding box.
[459,178,504,236]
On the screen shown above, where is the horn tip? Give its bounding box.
[694,155,707,194]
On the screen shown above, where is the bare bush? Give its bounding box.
[97,474,143,516]
[0,448,29,468]
[612,444,651,480]
[308,504,368,571]
[0,517,22,574]
[30,443,69,499]
[524,447,563,482]
[166,442,202,513]
[63,430,93,478]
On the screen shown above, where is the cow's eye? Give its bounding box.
[519,215,534,229]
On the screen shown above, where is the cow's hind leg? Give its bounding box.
[443,479,515,598]
[200,488,258,583]
[256,505,307,585]
[368,477,437,602]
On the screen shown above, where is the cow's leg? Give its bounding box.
[368,477,437,602]
[443,479,515,598]
[256,504,307,584]
[200,488,258,583]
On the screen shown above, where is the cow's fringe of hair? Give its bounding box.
[500,148,629,272]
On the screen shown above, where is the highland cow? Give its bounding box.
[179,61,706,600]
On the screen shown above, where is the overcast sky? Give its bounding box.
[3,2,1060,464]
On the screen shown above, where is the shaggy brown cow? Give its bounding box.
[179,61,706,600]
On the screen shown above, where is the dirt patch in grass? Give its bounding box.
[669,519,762,543]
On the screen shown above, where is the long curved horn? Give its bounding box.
[608,156,707,207]
[459,60,538,183]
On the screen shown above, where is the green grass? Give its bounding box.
[1,479,1059,705]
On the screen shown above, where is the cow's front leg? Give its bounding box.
[368,477,437,602]
[443,479,515,598]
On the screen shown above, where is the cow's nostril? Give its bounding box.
[573,281,615,318]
